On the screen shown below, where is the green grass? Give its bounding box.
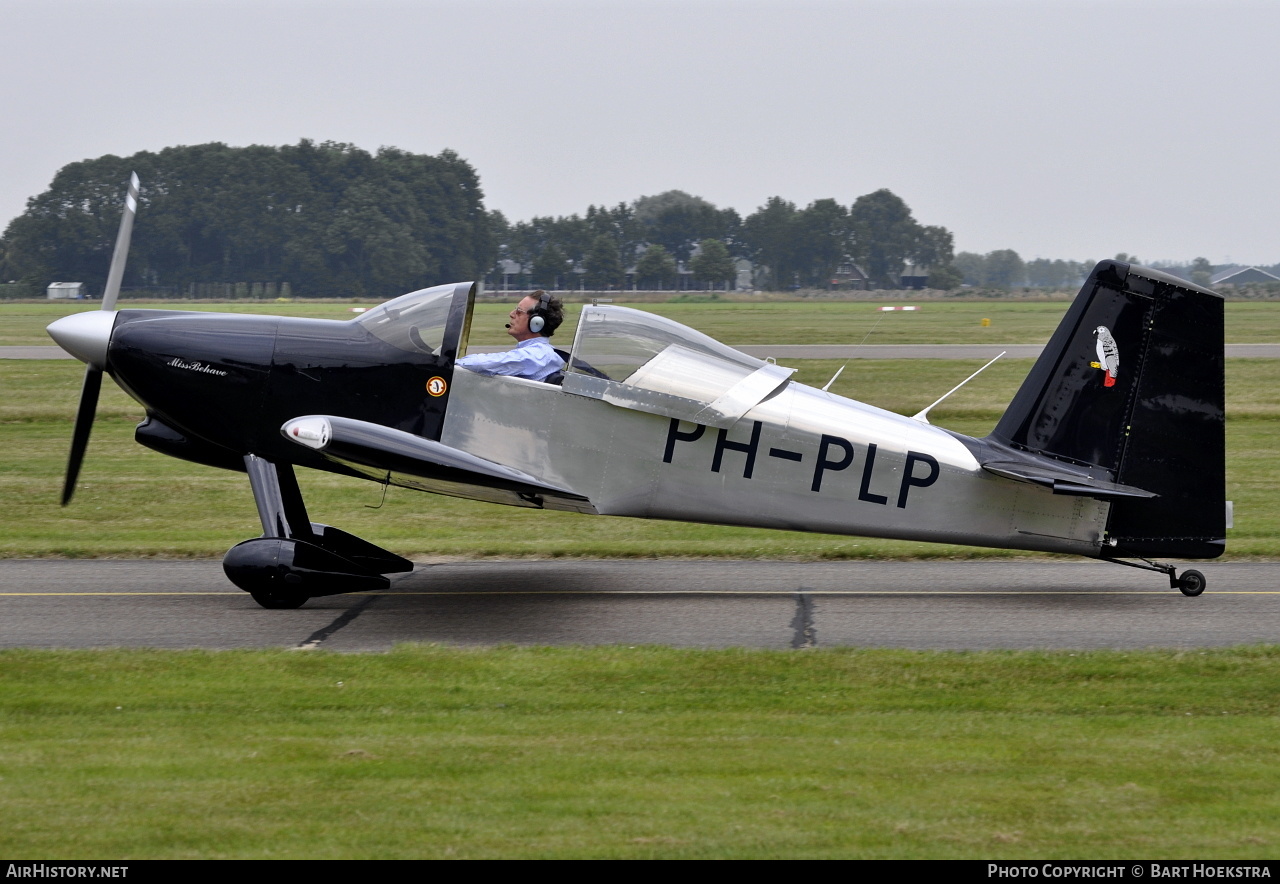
[8,299,1280,347]
[3,300,1277,861]
[1,358,1275,558]
[0,645,1276,859]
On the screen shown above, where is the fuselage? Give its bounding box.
[55,291,1109,559]
[440,369,1110,557]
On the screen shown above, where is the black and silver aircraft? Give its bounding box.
[48,176,1227,608]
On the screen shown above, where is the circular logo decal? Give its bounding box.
[426,376,448,397]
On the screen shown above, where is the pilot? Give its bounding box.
[456,290,566,382]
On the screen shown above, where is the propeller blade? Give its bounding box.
[59,173,139,504]
[100,172,140,312]
[62,366,103,506]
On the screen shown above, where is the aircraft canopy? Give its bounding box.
[563,305,794,428]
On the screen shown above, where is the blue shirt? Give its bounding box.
[456,337,565,382]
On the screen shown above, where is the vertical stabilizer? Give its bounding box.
[989,260,1225,558]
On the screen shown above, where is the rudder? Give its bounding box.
[989,260,1225,559]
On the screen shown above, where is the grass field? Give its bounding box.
[0,645,1276,859]
[2,299,1276,860]
[8,298,1280,347]
[2,356,1275,558]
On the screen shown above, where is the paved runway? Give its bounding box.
[1,559,1275,652]
[8,344,1280,360]
[736,343,1280,360]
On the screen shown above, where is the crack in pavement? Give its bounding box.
[790,590,816,649]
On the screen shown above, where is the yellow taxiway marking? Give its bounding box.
[0,592,238,596]
[378,590,1280,596]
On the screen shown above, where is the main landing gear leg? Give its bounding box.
[223,455,413,609]
[1103,556,1207,597]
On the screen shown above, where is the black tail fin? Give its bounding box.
[989,260,1225,559]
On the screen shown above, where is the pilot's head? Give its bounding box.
[507,290,564,341]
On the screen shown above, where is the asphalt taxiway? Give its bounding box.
[1,559,1275,652]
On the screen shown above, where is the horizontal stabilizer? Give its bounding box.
[981,460,1158,500]
[281,415,596,514]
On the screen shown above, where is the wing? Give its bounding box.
[282,415,597,514]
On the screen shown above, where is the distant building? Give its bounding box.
[900,262,929,290]
[831,262,871,290]
[491,252,760,292]
[492,259,526,291]
[1211,266,1280,286]
[47,282,84,300]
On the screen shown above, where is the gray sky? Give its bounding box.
[3,0,1276,265]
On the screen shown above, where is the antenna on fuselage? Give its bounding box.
[821,364,845,392]
[911,351,1005,424]
[822,304,889,395]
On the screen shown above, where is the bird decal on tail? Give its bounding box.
[1092,325,1119,387]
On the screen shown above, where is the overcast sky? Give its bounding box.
[2,0,1275,265]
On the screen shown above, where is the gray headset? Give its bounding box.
[528,291,553,335]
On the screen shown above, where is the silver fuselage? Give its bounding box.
[442,370,1109,556]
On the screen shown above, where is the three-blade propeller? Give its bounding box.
[53,172,139,505]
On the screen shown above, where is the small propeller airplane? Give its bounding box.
[48,175,1227,608]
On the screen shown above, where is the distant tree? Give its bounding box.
[2,151,142,293]
[504,219,544,278]
[1,140,494,297]
[634,190,739,263]
[848,189,919,289]
[741,196,799,290]
[953,252,985,286]
[926,264,964,291]
[690,239,736,290]
[583,234,624,290]
[913,225,955,270]
[587,202,644,263]
[794,199,850,288]
[1026,258,1078,288]
[632,190,713,222]
[984,249,1026,288]
[488,209,510,244]
[1114,252,1140,266]
[634,243,677,289]
[1191,256,1213,288]
[485,209,511,285]
[545,214,592,265]
[531,243,571,289]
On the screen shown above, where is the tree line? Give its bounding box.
[9,140,1257,298]
[493,187,958,292]
[0,141,494,298]
[950,251,1280,290]
[0,142,966,297]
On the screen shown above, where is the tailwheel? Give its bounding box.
[1177,569,1207,597]
[1103,555,1209,595]
[250,588,309,609]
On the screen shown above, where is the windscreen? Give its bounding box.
[355,283,456,355]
